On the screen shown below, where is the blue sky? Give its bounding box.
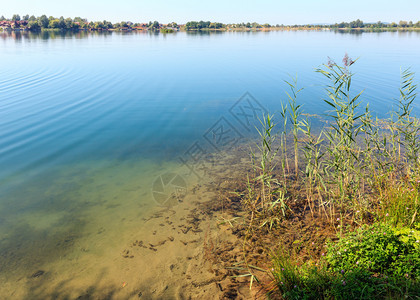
[2,0,419,24]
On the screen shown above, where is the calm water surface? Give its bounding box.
[0,30,419,297]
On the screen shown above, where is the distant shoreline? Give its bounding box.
[1,16,420,32]
[2,27,420,33]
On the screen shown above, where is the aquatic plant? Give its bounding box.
[231,55,420,297]
[284,76,304,180]
[246,113,287,227]
[394,68,420,173]
[316,56,366,213]
[300,117,326,216]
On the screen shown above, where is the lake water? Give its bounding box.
[0,30,419,298]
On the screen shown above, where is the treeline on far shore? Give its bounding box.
[1,14,420,32]
[0,14,178,31]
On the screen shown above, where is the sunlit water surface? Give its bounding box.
[0,30,419,298]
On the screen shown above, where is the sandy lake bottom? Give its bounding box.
[0,146,259,299]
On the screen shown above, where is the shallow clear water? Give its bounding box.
[0,29,420,297]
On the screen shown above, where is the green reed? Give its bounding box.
[300,117,326,216]
[243,55,418,227]
[233,56,420,295]
[284,76,304,180]
[394,68,420,174]
[279,101,290,184]
[248,113,287,226]
[316,56,366,211]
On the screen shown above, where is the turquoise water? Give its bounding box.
[0,30,420,297]
[1,30,420,181]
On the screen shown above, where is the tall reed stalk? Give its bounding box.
[316,54,366,212]
[285,76,304,180]
[300,118,326,216]
[394,68,420,175]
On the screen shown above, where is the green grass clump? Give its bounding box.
[272,259,387,300]
[326,223,420,280]
[378,175,420,227]
[271,225,420,300]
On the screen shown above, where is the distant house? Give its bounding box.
[0,20,28,30]
[0,21,12,30]
[133,23,148,30]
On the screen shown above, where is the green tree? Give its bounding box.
[0,15,5,21]
[149,20,160,29]
[23,14,29,21]
[337,22,347,28]
[399,20,408,27]
[58,16,66,29]
[73,17,87,24]
[202,21,211,28]
[185,21,198,30]
[93,21,104,30]
[349,19,364,28]
[209,22,223,29]
[64,17,73,29]
[12,14,21,21]
[103,20,113,29]
[27,21,40,31]
[48,19,60,29]
[38,15,49,28]
[184,21,212,30]
[28,15,36,21]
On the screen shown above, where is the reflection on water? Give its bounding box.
[0,30,420,298]
[2,28,420,41]
[0,30,111,41]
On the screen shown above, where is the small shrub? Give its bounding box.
[326,223,420,279]
[270,222,420,299]
[160,28,174,33]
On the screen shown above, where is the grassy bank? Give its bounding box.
[218,55,419,299]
